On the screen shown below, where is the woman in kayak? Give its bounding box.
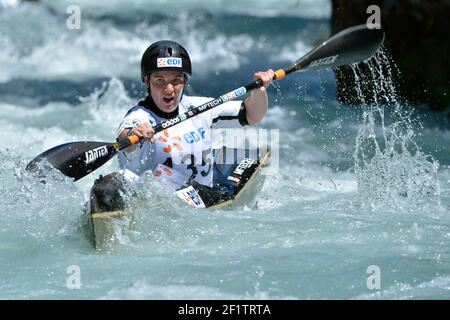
[117,40,274,189]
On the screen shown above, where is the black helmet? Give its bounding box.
[140,40,192,79]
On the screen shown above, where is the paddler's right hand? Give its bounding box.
[128,123,155,143]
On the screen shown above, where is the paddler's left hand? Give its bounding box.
[253,69,275,92]
[243,69,274,125]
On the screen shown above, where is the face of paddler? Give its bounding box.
[146,71,186,113]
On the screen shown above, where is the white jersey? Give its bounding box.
[117,95,247,188]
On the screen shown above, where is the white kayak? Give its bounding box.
[82,147,271,250]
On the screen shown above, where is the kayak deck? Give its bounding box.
[82,147,271,250]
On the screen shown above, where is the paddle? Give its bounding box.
[26,24,384,181]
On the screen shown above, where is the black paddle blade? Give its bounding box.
[26,141,119,181]
[295,24,385,72]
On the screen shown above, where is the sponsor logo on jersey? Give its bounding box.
[157,57,182,68]
[183,127,206,144]
[84,146,108,166]
[159,129,183,153]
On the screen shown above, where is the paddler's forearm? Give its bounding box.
[243,69,274,125]
[243,89,268,125]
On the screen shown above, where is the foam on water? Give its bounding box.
[44,0,331,19]
[0,13,148,82]
[353,275,450,300]
[0,77,133,153]
[0,150,85,248]
[0,0,328,85]
[0,102,77,156]
[99,281,298,300]
[0,5,303,84]
[79,77,135,132]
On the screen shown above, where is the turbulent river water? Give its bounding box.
[1,0,449,299]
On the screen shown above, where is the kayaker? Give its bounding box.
[117,40,274,189]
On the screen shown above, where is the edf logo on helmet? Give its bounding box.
[157,57,182,68]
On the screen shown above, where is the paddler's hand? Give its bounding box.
[128,123,155,143]
[243,69,274,125]
[253,69,275,92]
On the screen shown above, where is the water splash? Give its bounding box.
[79,77,135,132]
[351,48,440,210]
[0,150,85,244]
